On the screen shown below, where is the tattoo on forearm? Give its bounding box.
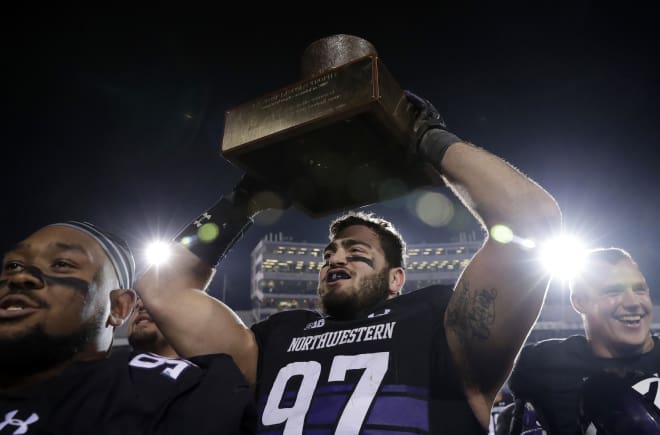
[446,281,497,343]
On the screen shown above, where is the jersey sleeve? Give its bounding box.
[423,285,486,433]
[509,344,537,399]
[426,284,465,396]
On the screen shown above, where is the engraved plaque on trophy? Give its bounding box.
[221,34,442,217]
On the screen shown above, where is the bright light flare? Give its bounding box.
[491,224,513,244]
[490,224,536,249]
[540,235,587,281]
[144,240,172,266]
[414,191,455,227]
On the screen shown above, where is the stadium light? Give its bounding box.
[144,240,172,266]
[540,235,587,282]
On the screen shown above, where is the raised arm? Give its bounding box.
[134,177,281,385]
[405,92,562,426]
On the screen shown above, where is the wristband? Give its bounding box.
[418,128,463,172]
[174,191,255,267]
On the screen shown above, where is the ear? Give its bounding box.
[107,288,137,327]
[388,267,405,297]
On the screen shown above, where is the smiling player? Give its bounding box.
[509,248,660,434]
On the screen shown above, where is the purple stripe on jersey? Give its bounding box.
[313,384,428,396]
[304,430,340,435]
[363,431,426,435]
[366,396,429,431]
[258,385,430,432]
[379,384,428,397]
[306,391,428,430]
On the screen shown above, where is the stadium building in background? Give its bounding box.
[116,233,660,347]
[247,233,660,343]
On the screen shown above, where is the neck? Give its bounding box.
[154,345,179,359]
[135,342,179,359]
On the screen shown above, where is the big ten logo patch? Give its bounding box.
[304,318,325,330]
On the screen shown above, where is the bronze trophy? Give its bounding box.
[221,34,442,217]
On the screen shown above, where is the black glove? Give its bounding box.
[405,90,448,139]
[404,90,462,171]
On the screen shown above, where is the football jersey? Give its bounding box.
[509,335,660,435]
[0,349,256,434]
[251,285,485,434]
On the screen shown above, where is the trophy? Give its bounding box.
[221,34,443,217]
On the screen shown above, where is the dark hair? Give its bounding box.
[328,211,406,268]
[569,247,637,296]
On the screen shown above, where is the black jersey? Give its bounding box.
[0,349,256,434]
[251,285,485,434]
[509,335,660,435]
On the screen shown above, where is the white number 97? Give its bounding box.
[262,352,389,434]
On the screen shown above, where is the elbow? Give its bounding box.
[523,188,562,237]
[490,187,562,242]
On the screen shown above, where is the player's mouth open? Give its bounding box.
[327,271,351,283]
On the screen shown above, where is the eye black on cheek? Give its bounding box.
[42,276,92,295]
[346,256,374,269]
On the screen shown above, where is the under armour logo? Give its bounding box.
[193,212,212,228]
[0,410,39,434]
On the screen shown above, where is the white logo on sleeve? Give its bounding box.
[129,353,195,380]
[367,308,391,318]
[584,422,597,435]
[632,376,660,408]
[193,212,212,228]
[0,410,39,434]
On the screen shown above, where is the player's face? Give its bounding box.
[128,297,168,352]
[579,259,654,357]
[0,226,110,341]
[318,225,392,319]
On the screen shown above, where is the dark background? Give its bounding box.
[4,4,660,309]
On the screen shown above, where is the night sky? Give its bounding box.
[4,5,660,310]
